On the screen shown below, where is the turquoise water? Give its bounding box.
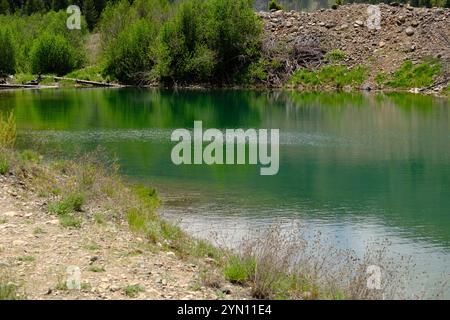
[1,88,449,298]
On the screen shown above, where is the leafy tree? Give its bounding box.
[0,28,15,76]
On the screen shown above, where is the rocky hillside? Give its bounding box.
[258,3,450,87]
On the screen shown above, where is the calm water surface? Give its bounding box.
[1,88,449,298]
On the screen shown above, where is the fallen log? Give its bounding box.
[52,76,120,87]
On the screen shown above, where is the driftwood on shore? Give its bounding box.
[0,83,57,89]
[51,76,120,87]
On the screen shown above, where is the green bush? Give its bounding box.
[103,19,159,84]
[30,33,79,75]
[0,28,15,76]
[268,0,283,11]
[101,0,262,85]
[156,0,215,83]
[223,255,256,284]
[0,11,87,74]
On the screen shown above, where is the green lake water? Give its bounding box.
[1,88,449,298]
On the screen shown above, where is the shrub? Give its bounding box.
[204,0,263,82]
[156,0,215,83]
[103,19,159,84]
[268,0,283,11]
[30,33,78,75]
[0,112,16,148]
[0,28,15,76]
[223,255,256,284]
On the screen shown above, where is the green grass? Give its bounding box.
[223,255,256,284]
[19,150,41,163]
[17,255,35,262]
[290,65,367,90]
[0,218,7,224]
[0,282,21,300]
[384,59,442,89]
[33,227,45,235]
[324,49,346,63]
[0,112,16,148]
[88,266,105,273]
[0,155,9,175]
[64,66,107,83]
[122,284,144,297]
[58,214,82,228]
[48,193,85,216]
[84,243,101,251]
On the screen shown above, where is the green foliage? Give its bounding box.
[58,214,82,228]
[223,255,256,284]
[325,49,346,63]
[123,284,144,297]
[48,193,85,215]
[0,11,87,74]
[101,0,262,85]
[0,112,16,148]
[155,0,215,83]
[290,65,367,90]
[0,28,15,76]
[0,282,20,300]
[30,33,79,75]
[104,19,159,84]
[335,0,344,6]
[384,59,442,88]
[268,0,283,10]
[0,155,9,175]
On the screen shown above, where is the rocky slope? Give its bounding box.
[258,3,450,87]
[0,173,248,300]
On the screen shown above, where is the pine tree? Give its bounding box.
[445,0,450,8]
[52,0,69,11]
[83,0,98,31]
[0,0,9,14]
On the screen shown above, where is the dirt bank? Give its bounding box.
[258,3,450,88]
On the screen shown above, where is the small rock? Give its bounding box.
[355,20,364,27]
[12,240,27,246]
[411,20,419,27]
[379,41,385,48]
[3,211,18,217]
[405,27,415,36]
[166,251,176,258]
